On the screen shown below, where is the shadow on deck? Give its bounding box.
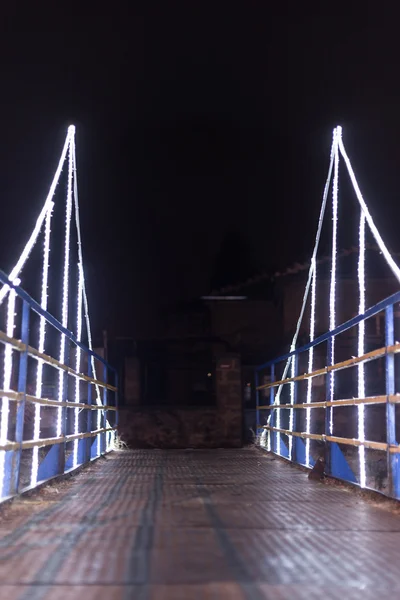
[0,448,400,599]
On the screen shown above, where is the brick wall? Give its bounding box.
[118,354,243,448]
[281,278,399,337]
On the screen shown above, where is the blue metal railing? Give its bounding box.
[0,269,118,502]
[256,291,400,499]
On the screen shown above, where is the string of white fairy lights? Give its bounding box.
[0,125,113,493]
[57,133,74,440]
[31,206,54,486]
[70,135,111,453]
[327,129,340,436]
[271,131,336,458]
[73,266,84,468]
[0,128,72,495]
[337,127,400,488]
[304,258,316,467]
[358,211,366,488]
[268,126,400,491]
[0,133,71,306]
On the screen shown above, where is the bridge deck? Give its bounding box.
[0,448,399,599]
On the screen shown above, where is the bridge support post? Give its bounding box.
[102,363,108,453]
[11,301,30,495]
[58,341,70,474]
[385,305,400,498]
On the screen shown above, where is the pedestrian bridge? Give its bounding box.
[0,126,400,598]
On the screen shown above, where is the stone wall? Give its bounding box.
[118,354,243,448]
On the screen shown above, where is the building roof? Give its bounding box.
[209,244,400,297]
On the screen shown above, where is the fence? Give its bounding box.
[256,291,400,500]
[0,270,118,502]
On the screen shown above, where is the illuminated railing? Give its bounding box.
[255,291,400,500]
[0,271,118,502]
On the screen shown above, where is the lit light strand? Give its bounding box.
[71,134,110,454]
[57,131,74,436]
[328,129,340,433]
[305,258,316,466]
[70,134,100,400]
[97,382,102,456]
[276,373,282,455]
[338,129,400,284]
[275,133,336,406]
[31,205,54,486]
[272,130,337,459]
[73,264,84,468]
[0,288,18,496]
[0,131,72,306]
[288,354,296,459]
[358,210,366,488]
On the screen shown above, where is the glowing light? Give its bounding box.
[97,390,102,456]
[272,130,337,460]
[358,211,366,488]
[260,429,267,449]
[338,129,400,284]
[0,130,72,306]
[57,138,74,436]
[73,264,84,468]
[276,371,282,456]
[274,133,336,407]
[288,354,296,459]
[31,205,53,486]
[0,124,117,498]
[328,129,339,433]
[305,258,316,467]
[338,124,400,486]
[71,134,109,453]
[0,290,17,496]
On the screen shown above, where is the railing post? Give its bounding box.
[11,301,30,495]
[385,304,399,498]
[325,337,333,475]
[102,363,108,453]
[86,352,93,462]
[59,342,70,474]
[290,354,298,462]
[270,364,275,453]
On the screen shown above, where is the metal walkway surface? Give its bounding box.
[1,449,400,600]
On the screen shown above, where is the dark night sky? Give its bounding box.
[1,3,400,338]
